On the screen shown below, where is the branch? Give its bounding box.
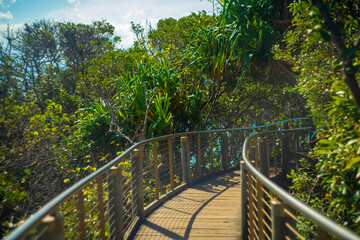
[109,128,134,145]
[203,87,227,125]
[105,99,134,145]
[311,0,360,111]
[275,61,308,107]
[140,90,158,141]
[306,175,321,205]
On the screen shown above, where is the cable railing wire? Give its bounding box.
[5,117,359,240]
[241,126,360,240]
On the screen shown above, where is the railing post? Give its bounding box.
[38,214,64,240]
[197,134,202,177]
[76,190,86,240]
[273,134,277,175]
[271,199,286,240]
[228,132,234,163]
[254,138,259,169]
[132,148,145,221]
[181,136,191,185]
[249,140,256,166]
[266,136,270,177]
[209,133,214,171]
[257,137,267,239]
[248,171,256,240]
[96,176,106,240]
[109,166,124,240]
[258,137,268,175]
[317,226,330,239]
[153,142,160,200]
[221,132,229,171]
[168,138,174,191]
[281,132,289,179]
[257,182,265,239]
[240,161,248,239]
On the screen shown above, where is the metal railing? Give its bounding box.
[5,118,255,240]
[6,117,356,240]
[241,127,360,240]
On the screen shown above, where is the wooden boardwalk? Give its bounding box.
[134,171,241,239]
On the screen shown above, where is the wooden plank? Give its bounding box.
[134,171,241,239]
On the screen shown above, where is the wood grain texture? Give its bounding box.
[134,171,241,239]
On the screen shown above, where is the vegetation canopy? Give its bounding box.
[0,0,359,237]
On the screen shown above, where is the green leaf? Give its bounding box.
[318,139,331,145]
[355,215,360,223]
[345,157,360,170]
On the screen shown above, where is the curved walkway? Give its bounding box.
[134,171,241,239]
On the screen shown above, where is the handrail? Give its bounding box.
[4,117,313,239]
[242,128,360,240]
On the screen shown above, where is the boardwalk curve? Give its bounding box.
[134,171,241,239]
[7,118,359,240]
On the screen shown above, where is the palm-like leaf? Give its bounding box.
[188,0,278,84]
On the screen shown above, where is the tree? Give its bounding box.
[274,0,360,232]
[311,0,360,111]
[58,20,116,97]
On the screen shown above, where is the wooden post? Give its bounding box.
[281,132,289,179]
[209,133,214,171]
[257,183,265,240]
[248,171,256,240]
[271,199,286,240]
[317,226,329,239]
[228,132,234,163]
[109,166,124,240]
[273,134,277,175]
[168,138,174,190]
[254,139,259,169]
[197,134,202,177]
[266,136,270,177]
[38,214,64,240]
[258,137,268,175]
[181,136,191,185]
[132,148,144,221]
[257,137,267,240]
[248,139,255,165]
[240,161,248,239]
[221,132,229,171]
[153,142,160,200]
[76,190,86,240]
[96,176,106,240]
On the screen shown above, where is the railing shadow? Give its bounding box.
[136,171,240,239]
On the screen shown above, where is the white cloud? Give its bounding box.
[47,0,213,48]
[0,10,13,21]
[1,0,16,8]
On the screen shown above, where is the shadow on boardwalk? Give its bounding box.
[134,171,241,239]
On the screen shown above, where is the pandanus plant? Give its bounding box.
[189,0,278,84]
[188,0,306,110]
[114,58,179,139]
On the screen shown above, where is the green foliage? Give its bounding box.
[0,98,72,235]
[188,0,278,83]
[314,81,360,231]
[0,172,27,236]
[275,0,360,233]
[289,157,328,238]
[4,2,353,236]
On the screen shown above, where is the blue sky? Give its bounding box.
[0,0,216,48]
